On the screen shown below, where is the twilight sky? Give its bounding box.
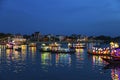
[0,0,120,36]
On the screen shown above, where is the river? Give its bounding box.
[0,45,116,80]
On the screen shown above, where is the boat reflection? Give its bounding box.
[111,68,120,80]
[6,49,22,61]
[0,48,28,73]
[75,48,84,53]
[6,49,13,55]
[92,56,108,66]
[40,52,51,72]
[41,52,51,66]
[55,53,71,67]
[103,64,120,80]
[4,46,28,62]
[29,47,36,54]
[40,52,72,67]
[75,49,84,69]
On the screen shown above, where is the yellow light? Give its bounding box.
[68,43,71,46]
[42,44,46,46]
[110,42,114,45]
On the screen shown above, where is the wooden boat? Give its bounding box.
[87,49,110,56]
[102,48,120,64]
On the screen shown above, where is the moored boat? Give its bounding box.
[87,49,111,56]
[40,47,75,53]
[28,43,36,47]
[73,43,86,49]
[39,43,75,53]
[102,48,120,64]
[68,43,86,49]
[87,45,112,56]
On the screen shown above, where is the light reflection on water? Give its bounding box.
[0,45,113,80]
[41,52,51,66]
[103,64,120,80]
[92,56,108,66]
[55,53,71,67]
[111,68,120,80]
[75,49,84,70]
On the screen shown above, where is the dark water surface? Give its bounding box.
[0,47,115,80]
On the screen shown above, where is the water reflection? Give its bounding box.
[40,52,51,72]
[92,56,108,66]
[6,49,26,61]
[55,53,71,67]
[103,64,120,80]
[40,52,72,67]
[0,44,114,80]
[111,68,120,80]
[28,47,36,61]
[0,46,29,74]
[41,52,51,66]
[29,47,36,54]
[1,49,26,73]
[75,49,84,69]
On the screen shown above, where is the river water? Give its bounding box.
[0,45,117,80]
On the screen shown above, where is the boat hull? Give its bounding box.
[87,50,110,56]
[39,49,75,53]
[102,58,120,64]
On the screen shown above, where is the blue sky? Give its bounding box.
[0,0,120,36]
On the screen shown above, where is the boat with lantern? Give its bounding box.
[87,47,111,56]
[39,42,75,53]
[40,48,75,53]
[73,43,86,49]
[68,43,86,49]
[88,42,120,56]
[102,48,120,64]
